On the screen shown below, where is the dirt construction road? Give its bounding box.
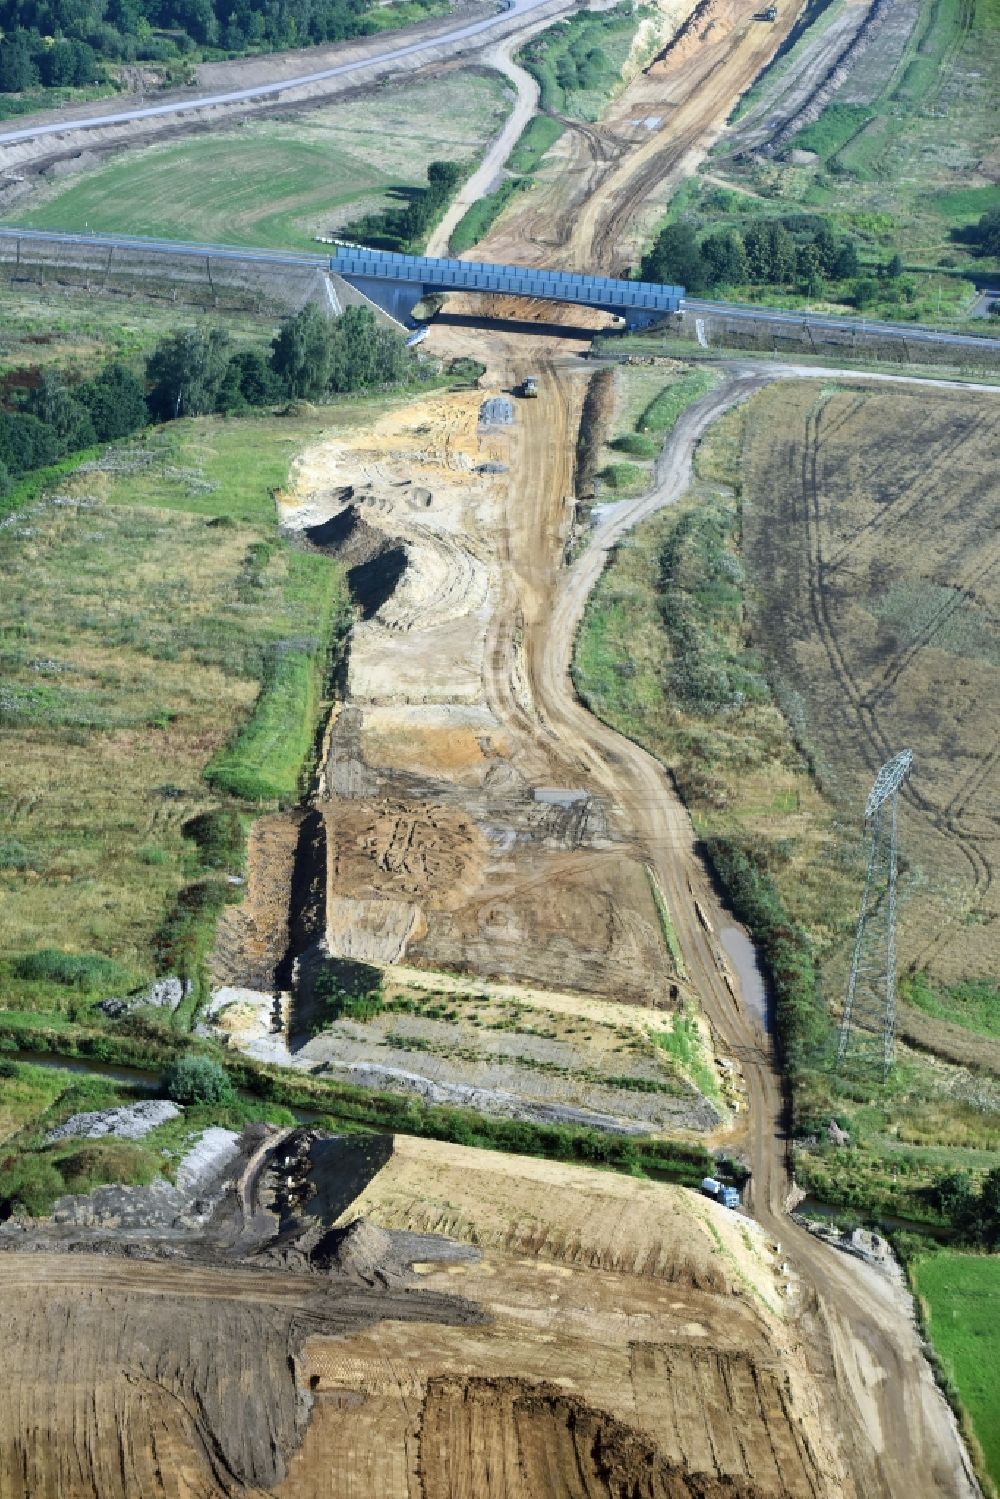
[268,0,983,1479]
[0,0,986,1489]
[526,362,982,1496]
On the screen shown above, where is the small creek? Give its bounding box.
[796,1195,955,1242]
[11,1050,332,1126]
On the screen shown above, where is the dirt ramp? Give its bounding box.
[419,1376,778,1498]
[302,501,409,619]
[630,1345,823,1498]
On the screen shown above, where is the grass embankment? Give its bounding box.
[666,0,1000,322]
[911,1251,1000,1496]
[448,117,566,254]
[0,1057,295,1217]
[594,367,717,494]
[573,374,1000,1224]
[0,407,360,1021]
[4,73,508,249]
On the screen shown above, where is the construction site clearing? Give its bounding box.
[203,383,743,1139]
[0,1119,846,1499]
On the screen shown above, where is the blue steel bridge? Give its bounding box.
[331,244,685,329]
[0,227,684,330]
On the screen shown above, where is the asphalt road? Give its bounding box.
[0,0,555,147]
[0,225,332,269]
[687,295,1000,351]
[2,224,999,356]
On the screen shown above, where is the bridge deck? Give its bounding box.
[332,244,683,315]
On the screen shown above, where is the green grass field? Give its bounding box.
[4,72,508,249]
[901,975,1000,1039]
[912,1252,1000,1492]
[0,403,389,1010]
[0,284,273,382]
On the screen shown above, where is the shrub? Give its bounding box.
[162,1054,235,1105]
[155,881,230,982]
[0,837,34,870]
[0,1156,65,1217]
[182,807,244,871]
[447,357,486,385]
[701,835,831,1081]
[610,432,658,458]
[311,956,384,1028]
[12,948,133,993]
[598,462,644,491]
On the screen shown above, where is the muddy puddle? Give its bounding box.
[719,927,771,1032]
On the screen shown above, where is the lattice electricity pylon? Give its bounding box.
[836,750,914,1078]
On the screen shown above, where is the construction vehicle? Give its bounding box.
[518,374,539,398]
[701,1177,741,1209]
[754,6,777,18]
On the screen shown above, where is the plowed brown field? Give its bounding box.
[742,380,1000,990]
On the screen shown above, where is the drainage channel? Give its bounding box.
[10,1050,335,1127]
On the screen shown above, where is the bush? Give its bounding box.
[0,836,34,870]
[341,158,468,253]
[610,432,658,458]
[311,956,383,1028]
[182,807,244,871]
[447,357,486,385]
[12,948,133,994]
[598,461,644,490]
[0,1156,65,1218]
[701,835,830,1080]
[162,1054,235,1105]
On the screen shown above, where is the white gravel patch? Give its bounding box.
[44,1100,181,1144]
[175,1128,241,1194]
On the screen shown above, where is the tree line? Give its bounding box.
[341,160,466,254]
[0,0,383,92]
[640,215,892,304]
[0,304,411,495]
[927,1168,1000,1247]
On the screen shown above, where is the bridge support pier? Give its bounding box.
[340,274,425,328]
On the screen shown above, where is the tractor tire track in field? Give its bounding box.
[796,393,993,902]
[864,549,998,706]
